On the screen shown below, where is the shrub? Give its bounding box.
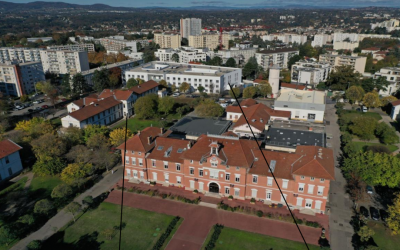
[152,216,180,250]
[228,195,233,199]
[366,145,391,154]
[256,210,263,217]
[204,224,224,250]
[27,240,42,250]
[193,189,198,193]
[250,198,256,203]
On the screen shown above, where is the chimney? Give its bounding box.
[160,127,164,134]
[187,141,192,149]
[138,130,141,135]
[148,136,152,144]
[309,127,313,131]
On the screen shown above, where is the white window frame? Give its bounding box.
[308,184,315,194]
[310,177,315,181]
[164,161,168,169]
[251,189,258,198]
[189,167,194,175]
[126,169,131,177]
[282,179,289,189]
[296,197,303,206]
[132,157,136,165]
[317,186,324,196]
[235,174,240,183]
[315,200,322,210]
[164,173,169,182]
[152,160,156,167]
[138,158,143,166]
[176,176,182,184]
[189,180,195,189]
[125,156,130,164]
[300,175,305,180]
[176,164,181,171]
[266,190,272,200]
[252,175,258,183]
[281,194,287,203]
[267,177,273,186]
[298,183,305,193]
[199,182,204,191]
[305,199,313,209]
[234,188,240,196]
[320,178,325,182]
[133,170,138,178]
[225,187,230,194]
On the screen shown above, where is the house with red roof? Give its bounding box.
[0,139,23,183]
[390,99,400,120]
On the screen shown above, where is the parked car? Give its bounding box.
[34,107,42,111]
[366,185,373,194]
[379,209,388,221]
[362,106,368,112]
[220,103,228,108]
[41,105,49,109]
[172,93,180,97]
[360,206,369,219]
[185,94,193,98]
[33,100,40,104]
[370,207,380,220]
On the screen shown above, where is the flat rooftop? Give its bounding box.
[169,117,232,137]
[79,59,140,75]
[276,89,325,104]
[265,127,325,148]
[126,61,239,77]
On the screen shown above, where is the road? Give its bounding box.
[325,103,355,250]
[11,166,123,250]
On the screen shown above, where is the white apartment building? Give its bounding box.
[99,37,138,52]
[274,89,326,123]
[262,34,307,44]
[189,33,232,50]
[0,47,42,63]
[153,33,181,49]
[27,37,53,43]
[291,61,332,86]
[371,19,400,32]
[0,61,45,97]
[333,32,392,43]
[217,47,258,65]
[374,67,400,96]
[47,43,95,52]
[319,52,367,74]
[311,34,332,47]
[155,47,207,63]
[256,48,299,70]
[40,50,90,75]
[180,18,202,39]
[333,41,360,51]
[125,61,242,94]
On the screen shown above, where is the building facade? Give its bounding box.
[154,33,181,49]
[0,139,23,184]
[0,61,45,96]
[217,48,258,65]
[333,41,359,51]
[188,33,232,50]
[291,61,332,86]
[319,53,367,74]
[256,48,299,70]
[40,50,90,75]
[0,47,43,63]
[371,19,400,32]
[47,43,95,52]
[99,37,138,52]
[180,18,202,39]
[374,67,400,96]
[155,47,208,63]
[311,34,332,47]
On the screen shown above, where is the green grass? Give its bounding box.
[29,175,62,196]
[160,218,183,250]
[202,227,321,250]
[351,141,398,152]
[57,202,177,250]
[50,117,62,127]
[368,221,400,250]
[0,177,28,198]
[342,110,382,120]
[115,113,181,133]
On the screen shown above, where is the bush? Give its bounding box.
[250,198,256,203]
[27,240,42,250]
[204,224,224,250]
[152,216,180,250]
[0,177,28,198]
[256,210,263,217]
[366,145,391,154]
[305,221,321,228]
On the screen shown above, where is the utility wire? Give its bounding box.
[227,82,310,250]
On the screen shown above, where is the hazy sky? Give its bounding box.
[5,0,400,8]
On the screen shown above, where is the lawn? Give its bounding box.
[341,110,382,121]
[368,221,400,250]
[203,227,321,250]
[29,175,63,197]
[351,141,398,152]
[43,202,177,250]
[115,113,181,133]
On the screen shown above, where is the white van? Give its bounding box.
[362,106,368,112]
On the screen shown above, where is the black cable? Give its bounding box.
[118,115,128,250]
[227,82,310,250]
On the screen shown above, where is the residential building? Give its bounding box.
[333,41,359,51]
[280,82,306,90]
[371,19,400,32]
[0,47,42,63]
[61,96,123,128]
[128,80,160,104]
[319,53,367,74]
[390,99,400,120]
[256,48,299,70]
[291,61,332,86]
[361,47,380,54]
[311,34,332,47]
[125,61,242,94]
[154,33,181,49]
[0,139,23,183]
[27,37,53,43]
[0,61,45,96]
[333,32,392,43]
[155,47,208,63]
[99,37,138,52]
[262,34,307,44]
[274,89,326,123]
[40,50,89,75]
[226,99,291,137]
[47,43,95,52]
[119,129,335,215]
[217,47,257,65]
[188,33,232,50]
[374,67,400,96]
[180,18,202,39]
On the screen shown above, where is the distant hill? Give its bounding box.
[0,1,134,11]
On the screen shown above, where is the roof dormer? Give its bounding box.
[209,141,219,156]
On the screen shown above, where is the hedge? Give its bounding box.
[152,216,180,250]
[0,177,28,198]
[204,224,224,250]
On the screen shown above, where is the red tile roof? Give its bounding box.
[129,80,159,95]
[240,99,258,107]
[117,127,163,153]
[363,47,380,51]
[71,94,99,108]
[292,146,335,180]
[99,89,134,101]
[68,96,121,122]
[221,131,239,137]
[0,139,22,159]
[147,137,190,163]
[391,99,400,106]
[280,82,306,90]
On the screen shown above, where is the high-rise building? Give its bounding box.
[180,18,202,39]
[153,33,181,49]
[47,43,95,52]
[374,67,400,96]
[319,52,367,74]
[255,48,299,70]
[0,47,43,63]
[39,50,90,75]
[189,33,232,50]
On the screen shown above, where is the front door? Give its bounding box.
[209,183,219,193]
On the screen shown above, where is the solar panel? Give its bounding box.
[269,160,276,173]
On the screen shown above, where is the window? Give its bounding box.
[310,177,315,181]
[125,156,130,164]
[138,152,141,155]
[236,167,240,171]
[308,184,315,194]
[226,166,230,169]
[266,191,272,200]
[281,194,287,203]
[235,175,240,183]
[320,178,325,182]
[131,151,135,154]
[152,160,156,167]
[300,175,305,180]
[139,158,143,166]
[267,177,273,186]
[234,188,240,196]
[317,186,324,196]
[190,160,194,163]
[225,173,230,181]
[164,174,169,182]
[190,168,194,175]
[132,157,136,165]
[127,169,131,177]
[211,162,218,167]
[176,176,181,184]
[282,180,289,189]
[199,169,204,176]
[212,147,217,154]
[176,164,181,171]
[164,161,168,169]
[133,170,138,178]
[225,187,230,194]
[252,175,258,183]
[305,199,313,208]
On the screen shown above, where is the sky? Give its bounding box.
[5,0,400,8]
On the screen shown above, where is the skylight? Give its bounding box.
[157,146,164,150]
[177,148,183,153]
[269,160,276,173]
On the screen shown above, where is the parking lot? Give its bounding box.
[10,94,67,117]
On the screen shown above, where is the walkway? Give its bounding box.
[11,166,123,250]
[106,190,324,250]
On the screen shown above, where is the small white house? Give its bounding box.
[0,139,23,183]
[390,100,400,120]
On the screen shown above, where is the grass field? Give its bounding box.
[115,113,181,133]
[368,221,400,250]
[30,175,62,196]
[342,110,382,121]
[203,227,321,250]
[351,141,398,153]
[44,202,177,250]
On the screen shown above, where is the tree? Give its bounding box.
[92,146,118,171]
[345,86,365,104]
[197,85,205,93]
[87,133,109,150]
[387,193,400,235]
[31,133,66,161]
[158,96,175,115]
[177,105,190,117]
[108,67,121,88]
[229,87,241,98]
[375,76,390,92]
[15,117,54,141]
[159,79,168,88]
[171,53,179,62]
[60,74,71,97]
[126,78,139,88]
[257,83,272,98]
[33,158,66,176]
[326,66,361,90]
[51,183,73,200]
[225,58,237,67]
[179,82,190,93]
[0,226,16,246]
[243,86,258,99]
[62,126,83,148]
[61,163,93,184]
[83,195,94,208]
[83,125,109,143]
[92,69,110,93]
[65,202,82,222]
[381,96,398,107]
[134,94,159,119]
[65,145,92,163]
[18,214,35,225]
[36,81,58,107]
[72,73,88,95]
[27,240,42,250]
[195,99,224,118]
[287,54,302,69]
[34,199,54,215]
[375,122,399,145]
[362,91,381,108]
[109,128,132,146]
[20,95,29,103]
[349,116,378,140]
[358,226,375,242]
[243,56,259,79]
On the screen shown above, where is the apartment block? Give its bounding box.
[371,19,400,32]
[40,50,90,74]
[262,33,307,44]
[180,18,202,39]
[155,47,207,63]
[153,33,182,49]
[99,37,138,52]
[319,53,366,74]
[311,34,332,47]
[333,41,359,51]
[0,47,43,63]
[291,61,332,86]
[188,33,232,50]
[256,48,299,70]
[217,47,258,65]
[374,67,400,96]
[47,43,95,52]
[0,61,45,97]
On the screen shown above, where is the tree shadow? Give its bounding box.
[41,231,103,250]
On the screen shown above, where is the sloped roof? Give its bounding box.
[147,137,190,163]
[391,99,400,107]
[117,127,163,153]
[99,89,134,101]
[71,94,99,108]
[68,96,121,122]
[129,80,159,94]
[0,139,22,159]
[280,82,306,90]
